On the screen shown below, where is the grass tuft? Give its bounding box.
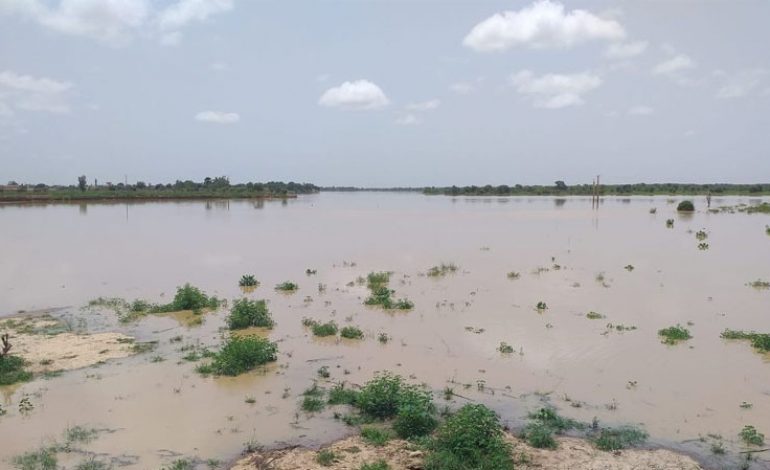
[196,336,277,376]
[226,299,274,330]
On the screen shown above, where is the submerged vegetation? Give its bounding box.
[677,200,695,212]
[421,183,770,196]
[226,299,274,330]
[426,263,458,277]
[363,272,414,310]
[748,279,770,289]
[238,274,259,288]
[592,426,648,451]
[0,334,32,385]
[275,281,299,292]
[739,425,765,446]
[340,326,365,339]
[89,283,222,322]
[196,336,277,376]
[658,325,692,344]
[721,329,770,353]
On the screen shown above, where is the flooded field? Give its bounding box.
[1,192,769,469]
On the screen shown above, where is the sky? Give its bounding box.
[1,0,769,187]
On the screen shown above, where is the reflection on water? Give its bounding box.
[0,193,768,469]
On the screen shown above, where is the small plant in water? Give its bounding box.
[748,279,770,290]
[658,325,692,345]
[377,333,390,344]
[624,264,635,271]
[238,274,259,287]
[226,299,274,330]
[275,281,299,292]
[695,230,708,241]
[340,326,364,339]
[592,425,648,451]
[498,342,514,354]
[677,200,695,212]
[739,425,765,446]
[506,271,520,280]
[586,311,604,320]
[535,301,547,311]
[666,219,674,228]
[698,242,709,250]
[310,321,338,337]
[196,336,277,376]
[426,263,459,277]
[721,329,770,353]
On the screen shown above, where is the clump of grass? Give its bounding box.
[75,458,110,470]
[658,325,692,344]
[163,459,193,470]
[522,407,582,449]
[152,284,222,313]
[721,329,770,352]
[363,272,413,310]
[624,264,635,271]
[535,301,547,311]
[328,382,359,405]
[425,404,513,470]
[497,342,514,354]
[649,208,657,214]
[377,333,390,344]
[506,271,520,280]
[340,326,364,340]
[677,200,695,212]
[196,336,277,376]
[315,449,337,466]
[739,425,765,446]
[12,447,57,470]
[666,219,674,228]
[748,279,770,289]
[360,460,389,470]
[226,299,274,330]
[238,274,259,287]
[317,365,331,378]
[0,354,33,386]
[586,311,604,320]
[698,242,709,250]
[302,396,325,413]
[592,426,648,451]
[427,263,458,277]
[306,269,317,276]
[360,427,392,447]
[695,230,708,241]
[275,281,298,292]
[311,321,338,337]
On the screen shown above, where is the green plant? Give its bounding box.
[226,299,274,329]
[302,396,325,413]
[658,325,692,344]
[427,263,458,277]
[360,460,389,470]
[523,423,557,449]
[341,326,364,339]
[356,373,408,419]
[506,271,520,280]
[0,354,33,386]
[666,219,674,228]
[592,426,648,451]
[393,387,437,438]
[74,458,110,470]
[238,274,259,287]
[740,425,765,446]
[377,333,390,344]
[695,230,708,240]
[721,329,770,352]
[586,311,604,319]
[522,407,582,449]
[497,342,514,354]
[364,272,413,310]
[12,447,57,470]
[315,449,337,466]
[311,321,338,337]
[275,281,299,292]
[317,365,331,378]
[677,200,695,212]
[536,301,547,310]
[152,284,221,313]
[748,279,770,289]
[360,427,392,447]
[196,336,277,376]
[162,459,193,470]
[425,404,513,470]
[328,383,359,405]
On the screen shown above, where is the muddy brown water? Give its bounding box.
[1,193,769,469]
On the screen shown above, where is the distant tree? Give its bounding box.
[204,177,212,186]
[7,180,18,186]
[555,180,567,190]
[136,181,147,189]
[77,175,87,191]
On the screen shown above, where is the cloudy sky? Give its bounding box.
[1,0,768,187]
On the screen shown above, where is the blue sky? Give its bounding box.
[1,0,768,187]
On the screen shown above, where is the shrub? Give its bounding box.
[427,263,458,277]
[360,460,389,470]
[275,281,298,292]
[523,423,557,449]
[497,342,514,354]
[593,426,648,451]
[536,301,547,310]
[341,326,364,339]
[328,383,359,405]
[658,325,692,344]
[522,407,582,449]
[393,388,437,439]
[12,447,57,470]
[586,311,604,320]
[153,284,221,312]
[238,274,259,287]
[227,299,274,329]
[677,200,695,212]
[426,404,513,470]
[315,449,337,466]
[0,355,33,386]
[196,336,277,376]
[740,425,765,446]
[356,373,407,419]
[312,321,338,337]
[360,427,392,446]
[721,329,770,352]
[367,272,390,289]
[302,396,325,413]
[364,272,413,310]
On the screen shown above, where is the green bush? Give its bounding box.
[12,447,57,470]
[302,396,325,413]
[523,423,557,449]
[521,407,582,449]
[677,200,695,212]
[275,281,299,292]
[393,388,437,438]
[328,383,359,405]
[658,325,692,344]
[196,336,277,376]
[363,272,413,310]
[593,426,648,451]
[238,274,259,287]
[312,321,338,337]
[356,373,408,419]
[360,427,392,446]
[425,404,513,470]
[721,329,770,352]
[153,283,221,312]
[740,425,765,446]
[226,299,274,329]
[0,355,33,386]
[340,326,364,339]
[315,449,337,466]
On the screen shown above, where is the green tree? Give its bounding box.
[77,175,87,191]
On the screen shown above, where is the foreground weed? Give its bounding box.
[522,407,582,449]
[302,396,325,413]
[328,382,359,405]
[315,449,337,466]
[196,336,277,376]
[12,447,57,470]
[153,284,222,313]
[360,427,392,446]
[162,459,193,470]
[0,354,33,386]
[658,325,692,344]
[363,272,413,310]
[592,426,648,451]
[740,425,765,446]
[227,299,274,329]
[360,460,389,470]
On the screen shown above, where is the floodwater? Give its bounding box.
[1,192,769,469]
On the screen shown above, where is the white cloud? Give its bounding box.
[318,80,389,110]
[715,69,768,99]
[0,70,73,114]
[652,54,695,78]
[1,0,232,46]
[604,41,647,60]
[510,70,602,109]
[463,0,624,52]
[449,82,475,94]
[628,105,653,116]
[405,99,440,111]
[395,114,420,126]
[194,110,239,124]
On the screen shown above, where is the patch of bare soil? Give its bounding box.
[0,315,135,373]
[231,434,703,470]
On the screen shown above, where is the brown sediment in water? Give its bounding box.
[230,434,703,470]
[0,315,135,373]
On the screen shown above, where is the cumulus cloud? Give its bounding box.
[510,70,602,108]
[652,53,696,85]
[628,105,653,115]
[395,114,420,126]
[463,0,624,52]
[715,69,768,99]
[318,80,389,110]
[604,41,647,60]
[1,0,232,45]
[0,70,73,114]
[405,99,440,111]
[194,110,240,124]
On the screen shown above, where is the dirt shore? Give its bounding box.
[231,434,703,470]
